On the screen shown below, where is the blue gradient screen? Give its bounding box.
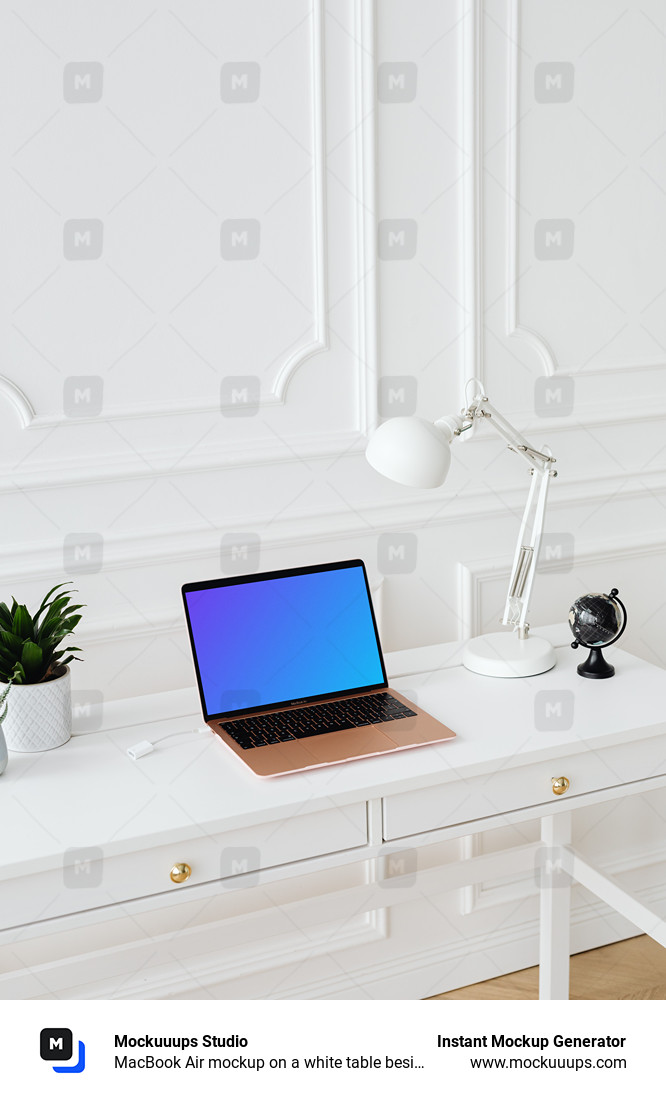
[185,565,385,717]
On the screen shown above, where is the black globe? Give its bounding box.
[568,592,625,649]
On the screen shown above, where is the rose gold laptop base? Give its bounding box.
[208,687,456,777]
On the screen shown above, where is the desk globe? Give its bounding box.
[568,589,627,679]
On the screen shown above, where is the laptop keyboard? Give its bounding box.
[222,692,417,751]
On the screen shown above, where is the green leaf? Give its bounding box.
[0,654,14,679]
[21,640,44,677]
[11,605,33,638]
[35,582,72,618]
[38,595,73,625]
[42,630,74,650]
[44,617,81,642]
[38,606,83,641]
[43,605,85,631]
[36,595,81,631]
[0,629,22,650]
[52,647,82,661]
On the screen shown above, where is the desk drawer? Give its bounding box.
[383,734,666,841]
[2,802,368,931]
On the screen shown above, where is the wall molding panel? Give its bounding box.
[461,833,666,917]
[471,0,666,396]
[5,466,666,589]
[0,908,387,1001]
[24,0,330,432]
[249,875,666,999]
[3,0,378,467]
[459,530,666,641]
[505,0,558,379]
[0,428,368,494]
[0,375,35,428]
[460,0,483,391]
[140,874,666,998]
[352,0,379,438]
[4,392,666,495]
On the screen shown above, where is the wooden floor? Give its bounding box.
[430,935,666,1000]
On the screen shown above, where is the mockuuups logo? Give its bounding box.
[40,1028,86,1073]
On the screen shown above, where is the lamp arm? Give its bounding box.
[464,395,557,636]
[502,466,551,635]
[470,398,555,474]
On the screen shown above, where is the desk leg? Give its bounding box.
[538,811,572,1000]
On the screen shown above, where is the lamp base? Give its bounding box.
[463,632,556,678]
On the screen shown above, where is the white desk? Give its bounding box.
[1,625,666,1000]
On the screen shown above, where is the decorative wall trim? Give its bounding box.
[458,530,666,640]
[354,0,379,436]
[0,428,367,493]
[268,0,329,405]
[464,838,666,916]
[504,0,558,376]
[504,0,666,379]
[461,0,482,391]
[485,393,666,439]
[18,0,328,430]
[28,0,328,429]
[250,877,666,999]
[4,467,666,593]
[0,375,34,428]
[121,909,388,1001]
[0,908,387,1001]
[5,0,382,447]
[565,357,666,378]
[5,383,666,494]
[0,0,380,506]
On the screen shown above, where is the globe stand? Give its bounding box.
[569,587,627,680]
[573,645,615,679]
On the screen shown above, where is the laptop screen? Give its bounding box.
[182,560,387,719]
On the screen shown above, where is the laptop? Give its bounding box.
[182,559,456,777]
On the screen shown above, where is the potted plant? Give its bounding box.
[0,685,8,774]
[0,583,83,753]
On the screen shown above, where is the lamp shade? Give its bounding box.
[366,416,453,489]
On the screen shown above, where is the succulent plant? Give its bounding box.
[0,583,84,687]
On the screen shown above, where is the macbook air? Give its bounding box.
[182,559,456,777]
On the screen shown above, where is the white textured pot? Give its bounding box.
[2,666,71,753]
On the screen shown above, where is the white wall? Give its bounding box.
[3,0,665,710]
[1,0,377,701]
[2,0,666,998]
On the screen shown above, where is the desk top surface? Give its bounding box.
[2,625,666,876]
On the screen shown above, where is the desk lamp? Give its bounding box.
[366,380,558,677]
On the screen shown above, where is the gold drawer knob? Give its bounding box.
[170,862,192,884]
[552,776,570,796]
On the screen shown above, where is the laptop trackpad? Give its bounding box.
[302,725,394,765]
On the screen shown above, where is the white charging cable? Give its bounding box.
[127,727,210,760]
